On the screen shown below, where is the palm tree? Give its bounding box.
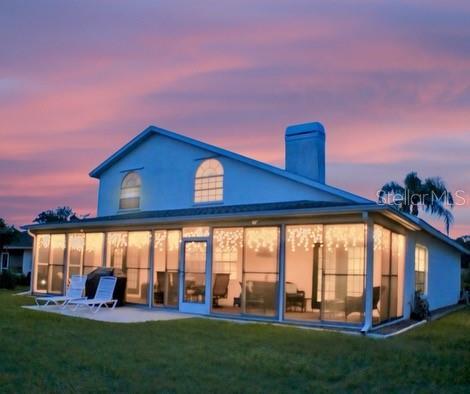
[378,172,454,235]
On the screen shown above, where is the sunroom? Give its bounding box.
[29,204,414,330]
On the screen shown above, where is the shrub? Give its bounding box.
[14,273,31,287]
[410,290,430,321]
[0,270,17,289]
[462,268,470,291]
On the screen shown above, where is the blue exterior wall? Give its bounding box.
[413,231,461,311]
[96,133,348,216]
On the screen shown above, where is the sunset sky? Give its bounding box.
[1,1,469,237]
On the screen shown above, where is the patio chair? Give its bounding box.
[35,275,87,308]
[285,282,306,312]
[212,273,230,307]
[67,276,118,313]
[344,286,380,319]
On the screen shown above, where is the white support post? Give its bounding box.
[63,233,69,295]
[362,214,374,333]
[206,228,213,315]
[403,231,416,319]
[277,224,286,322]
[27,230,36,294]
[102,232,108,268]
[148,231,155,309]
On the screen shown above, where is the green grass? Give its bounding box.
[0,290,469,393]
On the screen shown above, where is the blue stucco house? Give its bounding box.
[27,122,468,331]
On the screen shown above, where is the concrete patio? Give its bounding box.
[24,304,196,323]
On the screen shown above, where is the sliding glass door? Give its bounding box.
[153,230,181,307]
[373,225,405,325]
[243,227,279,317]
[284,224,366,324]
[126,231,150,304]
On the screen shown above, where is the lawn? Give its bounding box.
[0,290,469,393]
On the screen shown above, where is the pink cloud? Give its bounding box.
[0,1,469,237]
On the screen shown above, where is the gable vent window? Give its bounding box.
[194,159,223,203]
[120,172,141,210]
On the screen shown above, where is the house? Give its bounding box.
[25,122,469,331]
[1,231,33,275]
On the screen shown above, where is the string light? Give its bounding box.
[38,235,50,249]
[154,230,182,252]
[108,232,128,249]
[68,234,85,251]
[85,233,103,254]
[213,228,243,254]
[286,225,323,252]
[324,224,364,252]
[182,227,209,238]
[246,227,278,253]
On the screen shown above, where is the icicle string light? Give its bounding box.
[69,234,85,251]
[324,224,364,252]
[155,231,181,252]
[246,228,277,253]
[213,229,243,254]
[39,235,50,249]
[182,227,209,238]
[286,225,323,252]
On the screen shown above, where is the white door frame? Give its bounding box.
[178,236,212,314]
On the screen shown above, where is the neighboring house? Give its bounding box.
[1,231,33,275]
[25,122,469,331]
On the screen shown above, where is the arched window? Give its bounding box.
[120,172,141,210]
[194,159,224,203]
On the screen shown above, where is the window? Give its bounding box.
[322,224,366,323]
[213,228,243,281]
[373,226,405,325]
[120,172,141,210]
[194,159,223,203]
[83,233,104,274]
[415,245,428,294]
[34,234,65,294]
[67,233,85,279]
[1,252,9,270]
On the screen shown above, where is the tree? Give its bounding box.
[33,206,81,224]
[378,171,454,235]
[456,236,470,268]
[0,218,20,251]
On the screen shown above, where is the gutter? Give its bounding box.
[26,229,35,295]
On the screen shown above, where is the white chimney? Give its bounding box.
[285,121,325,183]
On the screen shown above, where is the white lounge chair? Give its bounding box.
[35,275,87,307]
[68,276,118,313]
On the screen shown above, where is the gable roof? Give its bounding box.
[3,231,33,250]
[89,125,371,204]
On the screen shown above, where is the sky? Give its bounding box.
[0,0,469,238]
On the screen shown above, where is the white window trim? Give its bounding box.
[1,252,9,270]
[194,159,224,204]
[119,172,142,211]
[415,244,428,294]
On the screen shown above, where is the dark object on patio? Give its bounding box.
[285,282,306,312]
[411,290,430,321]
[212,273,230,307]
[154,271,165,304]
[85,267,127,307]
[345,286,380,318]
